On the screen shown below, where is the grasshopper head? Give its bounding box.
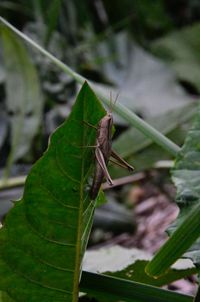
[99,112,113,130]
[103,112,113,124]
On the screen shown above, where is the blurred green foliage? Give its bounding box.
[0,0,199,170]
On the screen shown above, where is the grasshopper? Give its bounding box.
[90,99,134,200]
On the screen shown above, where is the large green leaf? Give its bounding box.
[92,37,192,121]
[0,82,106,301]
[146,103,200,277]
[0,25,43,175]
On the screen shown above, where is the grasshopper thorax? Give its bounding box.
[97,112,113,145]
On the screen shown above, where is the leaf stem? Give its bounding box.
[0,17,180,157]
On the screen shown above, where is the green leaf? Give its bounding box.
[146,103,200,277]
[0,82,106,301]
[83,246,197,287]
[0,25,43,176]
[109,260,196,287]
[80,272,193,302]
[152,23,200,92]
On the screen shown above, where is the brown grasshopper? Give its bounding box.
[90,101,134,200]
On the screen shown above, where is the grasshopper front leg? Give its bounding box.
[95,147,113,186]
[90,146,113,200]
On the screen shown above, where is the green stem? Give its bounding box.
[0,17,180,157]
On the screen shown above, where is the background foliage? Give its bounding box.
[1,1,200,301]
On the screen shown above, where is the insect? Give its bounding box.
[90,97,134,200]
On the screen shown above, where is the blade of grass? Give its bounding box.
[0,17,180,157]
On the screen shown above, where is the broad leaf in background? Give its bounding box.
[0,82,105,301]
[83,245,197,287]
[110,103,196,176]
[172,102,200,264]
[152,23,200,92]
[0,25,43,174]
[93,32,193,124]
[145,103,200,279]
